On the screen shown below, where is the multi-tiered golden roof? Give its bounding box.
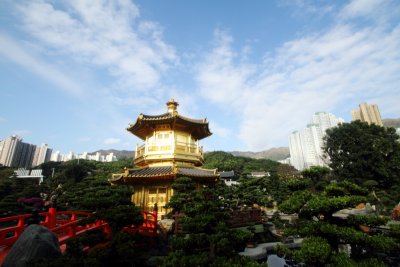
[111,99,219,218]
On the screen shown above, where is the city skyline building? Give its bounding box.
[1,134,119,167]
[14,142,37,169]
[0,136,23,167]
[351,102,383,126]
[33,143,52,167]
[49,150,117,163]
[50,150,62,162]
[0,136,56,168]
[288,112,344,171]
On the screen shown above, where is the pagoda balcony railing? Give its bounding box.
[135,142,203,158]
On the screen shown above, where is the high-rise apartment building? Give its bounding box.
[0,136,44,168]
[289,112,344,171]
[105,152,116,162]
[33,144,52,167]
[50,150,62,162]
[64,152,75,161]
[351,102,383,126]
[0,136,22,167]
[14,142,37,168]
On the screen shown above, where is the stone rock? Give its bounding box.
[3,224,61,267]
[158,219,175,234]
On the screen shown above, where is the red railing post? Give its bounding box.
[16,217,24,228]
[153,209,158,223]
[151,206,158,235]
[15,216,25,239]
[47,207,57,229]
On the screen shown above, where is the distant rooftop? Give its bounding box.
[219,170,235,178]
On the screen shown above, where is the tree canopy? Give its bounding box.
[324,121,400,189]
[203,151,282,178]
[162,177,266,267]
[279,181,399,266]
[324,121,400,210]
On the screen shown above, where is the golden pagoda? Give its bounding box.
[111,99,219,219]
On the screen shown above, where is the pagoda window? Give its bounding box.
[149,188,157,194]
[156,132,172,141]
[146,131,173,152]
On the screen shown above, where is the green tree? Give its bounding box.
[294,236,331,266]
[203,151,281,179]
[0,167,44,216]
[163,177,266,267]
[301,166,331,191]
[29,160,148,266]
[276,163,299,180]
[279,181,399,265]
[324,121,400,189]
[59,176,142,232]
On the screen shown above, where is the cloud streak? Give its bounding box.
[15,0,177,91]
[0,34,84,96]
[196,3,400,150]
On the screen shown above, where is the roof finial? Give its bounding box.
[166,98,179,115]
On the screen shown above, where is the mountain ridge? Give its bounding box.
[230,147,289,161]
[93,147,290,161]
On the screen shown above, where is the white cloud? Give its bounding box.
[0,34,84,96]
[340,0,384,18]
[196,8,400,150]
[103,138,121,145]
[338,0,400,25]
[208,120,231,138]
[279,0,335,17]
[15,0,177,91]
[0,117,6,123]
[197,29,255,106]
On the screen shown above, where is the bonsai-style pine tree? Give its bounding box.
[162,177,266,267]
[31,160,147,267]
[279,181,399,266]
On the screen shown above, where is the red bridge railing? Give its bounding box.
[0,208,110,248]
[0,208,158,263]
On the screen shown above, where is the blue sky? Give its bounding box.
[0,0,399,154]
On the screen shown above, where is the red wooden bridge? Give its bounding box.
[0,208,157,264]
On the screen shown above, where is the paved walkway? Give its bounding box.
[239,238,303,260]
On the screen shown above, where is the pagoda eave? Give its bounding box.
[110,166,219,185]
[110,175,176,185]
[127,114,211,140]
